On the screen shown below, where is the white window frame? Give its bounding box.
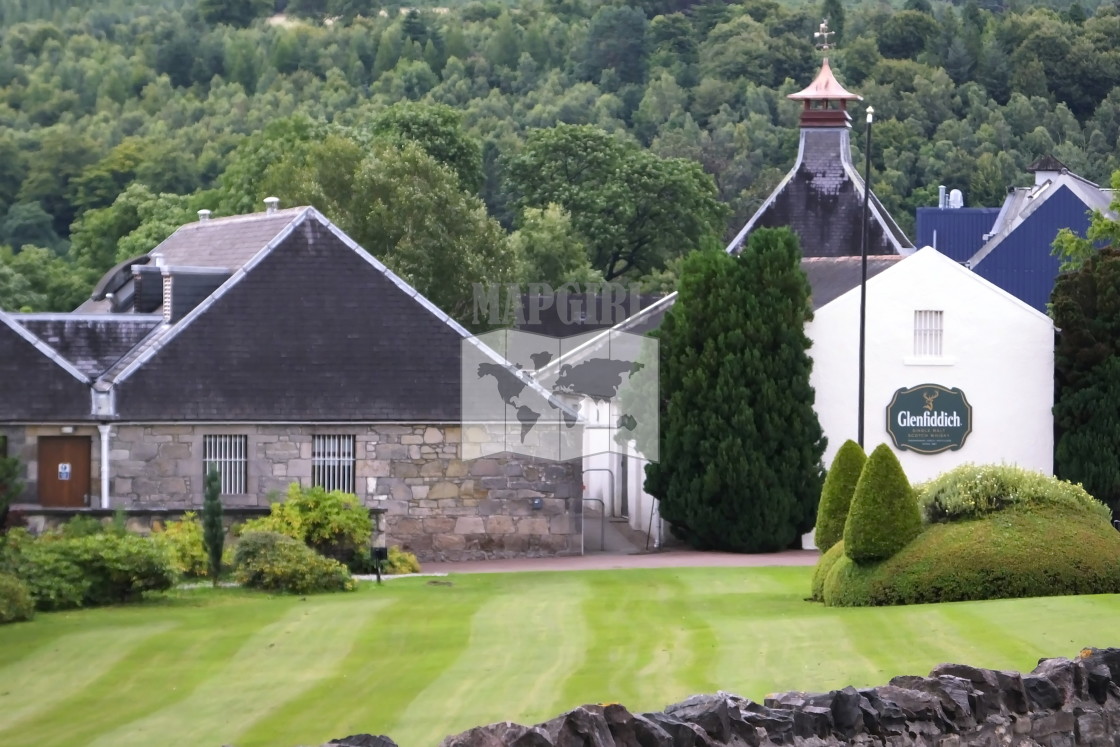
[913,309,944,357]
[906,309,956,366]
[312,435,355,494]
[202,434,248,495]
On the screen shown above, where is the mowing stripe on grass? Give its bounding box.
[234,579,492,747]
[558,570,719,715]
[387,574,591,747]
[3,595,299,746]
[0,624,173,738]
[85,596,390,747]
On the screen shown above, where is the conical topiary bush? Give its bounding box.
[843,443,922,563]
[814,440,866,553]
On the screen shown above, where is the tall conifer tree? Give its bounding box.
[202,467,225,586]
[645,227,826,551]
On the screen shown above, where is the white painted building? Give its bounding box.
[574,247,1055,547]
[807,246,1054,483]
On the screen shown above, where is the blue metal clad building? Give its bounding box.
[972,186,1094,313]
[915,207,1001,262]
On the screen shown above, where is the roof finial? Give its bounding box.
[814,19,834,51]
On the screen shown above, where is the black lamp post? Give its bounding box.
[857,105,874,449]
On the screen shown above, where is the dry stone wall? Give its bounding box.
[324,647,1120,747]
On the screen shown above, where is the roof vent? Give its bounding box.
[264,197,280,214]
[938,185,947,209]
[198,209,211,222]
[151,252,165,267]
[948,189,964,209]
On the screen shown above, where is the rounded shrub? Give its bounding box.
[823,504,1120,605]
[239,484,373,566]
[234,531,355,594]
[814,440,867,553]
[0,572,34,623]
[917,463,1111,524]
[5,532,177,610]
[843,444,922,563]
[810,539,845,602]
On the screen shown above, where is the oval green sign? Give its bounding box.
[886,384,972,454]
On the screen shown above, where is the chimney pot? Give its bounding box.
[198,209,211,222]
[264,196,280,214]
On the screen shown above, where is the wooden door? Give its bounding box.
[37,436,91,507]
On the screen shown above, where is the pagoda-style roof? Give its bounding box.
[787,59,862,102]
[1026,154,1068,173]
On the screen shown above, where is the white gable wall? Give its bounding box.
[807,247,1054,483]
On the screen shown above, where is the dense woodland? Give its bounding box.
[0,0,1119,320]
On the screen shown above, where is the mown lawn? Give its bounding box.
[0,566,1117,747]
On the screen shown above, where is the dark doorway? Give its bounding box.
[37,436,91,507]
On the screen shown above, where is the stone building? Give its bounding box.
[0,203,583,560]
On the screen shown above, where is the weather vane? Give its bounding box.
[814,19,834,51]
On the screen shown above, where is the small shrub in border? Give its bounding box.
[3,532,177,610]
[239,484,373,566]
[234,531,355,594]
[917,463,1111,524]
[153,512,210,578]
[843,444,922,564]
[385,546,421,575]
[814,440,866,553]
[0,572,34,623]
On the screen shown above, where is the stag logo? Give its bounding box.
[923,390,939,412]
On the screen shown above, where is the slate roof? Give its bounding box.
[77,207,307,314]
[0,310,92,421]
[725,128,914,258]
[6,205,553,424]
[14,315,161,378]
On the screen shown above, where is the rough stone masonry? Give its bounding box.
[323,647,1120,746]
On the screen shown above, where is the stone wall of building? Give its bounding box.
[97,423,581,561]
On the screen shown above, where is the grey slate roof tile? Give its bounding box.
[15,316,161,378]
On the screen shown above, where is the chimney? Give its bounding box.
[938,185,947,209]
[198,209,211,222]
[264,197,280,214]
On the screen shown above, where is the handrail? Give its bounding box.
[582,468,617,517]
[581,498,606,553]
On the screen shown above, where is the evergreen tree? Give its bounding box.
[644,228,826,552]
[1052,245,1120,517]
[843,443,921,563]
[202,467,225,586]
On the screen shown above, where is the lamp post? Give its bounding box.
[857,106,874,449]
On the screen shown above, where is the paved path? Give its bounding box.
[421,548,820,575]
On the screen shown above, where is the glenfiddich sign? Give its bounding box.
[886,384,972,454]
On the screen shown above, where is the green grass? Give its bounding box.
[0,568,1118,747]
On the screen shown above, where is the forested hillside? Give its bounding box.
[0,0,1117,320]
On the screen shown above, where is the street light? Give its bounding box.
[857,106,874,449]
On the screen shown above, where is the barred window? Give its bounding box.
[313,435,355,494]
[203,435,248,495]
[913,310,944,357]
